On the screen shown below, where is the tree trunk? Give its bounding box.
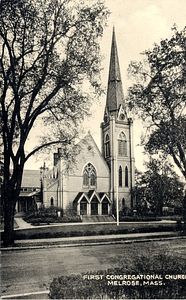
[2,156,24,246]
[183,192,186,234]
[3,194,16,246]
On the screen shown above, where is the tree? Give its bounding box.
[0,0,109,246]
[135,159,184,217]
[127,25,186,227]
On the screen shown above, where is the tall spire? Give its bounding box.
[106,27,125,115]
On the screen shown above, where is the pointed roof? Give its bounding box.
[21,170,41,188]
[106,27,125,113]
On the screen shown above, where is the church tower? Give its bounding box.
[101,27,135,212]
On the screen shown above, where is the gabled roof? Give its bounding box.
[98,192,105,199]
[78,132,110,172]
[99,193,111,203]
[73,192,84,203]
[73,190,111,204]
[106,27,125,114]
[87,190,95,198]
[21,169,41,188]
[73,192,89,204]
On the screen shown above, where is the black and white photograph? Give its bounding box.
[1,0,186,299]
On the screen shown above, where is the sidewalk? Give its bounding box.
[14,217,34,229]
[1,231,184,251]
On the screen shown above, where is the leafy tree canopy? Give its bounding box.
[127,25,186,179]
[0,0,109,160]
[0,0,109,246]
[135,159,184,217]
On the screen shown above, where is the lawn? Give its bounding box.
[12,221,180,240]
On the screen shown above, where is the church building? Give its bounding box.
[41,28,135,217]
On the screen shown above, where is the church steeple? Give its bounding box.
[105,27,125,116]
[101,27,135,213]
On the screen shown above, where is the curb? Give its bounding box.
[1,290,50,299]
[1,234,184,251]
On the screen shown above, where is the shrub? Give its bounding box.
[176,220,183,231]
[49,252,186,299]
[23,206,81,224]
[119,214,158,222]
[64,203,77,217]
[121,206,132,216]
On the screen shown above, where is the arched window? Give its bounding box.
[105,134,110,157]
[80,197,88,215]
[83,163,97,188]
[90,172,96,186]
[50,197,54,206]
[102,197,109,215]
[91,196,99,215]
[119,166,122,187]
[125,166,128,187]
[118,132,127,156]
[83,171,89,186]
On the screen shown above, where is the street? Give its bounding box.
[1,238,186,298]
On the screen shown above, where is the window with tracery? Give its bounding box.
[90,173,96,186]
[83,171,89,186]
[83,163,97,188]
[118,132,127,156]
[119,166,122,187]
[105,134,110,158]
[125,166,129,187]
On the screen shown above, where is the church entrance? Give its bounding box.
[102,198,109,215]
[80,198,88,215]
[91,197,99,215]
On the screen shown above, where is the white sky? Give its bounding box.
[25,0,186,172]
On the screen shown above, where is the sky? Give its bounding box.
[25,0,186,172]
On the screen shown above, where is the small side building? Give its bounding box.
[15,170,41,214]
